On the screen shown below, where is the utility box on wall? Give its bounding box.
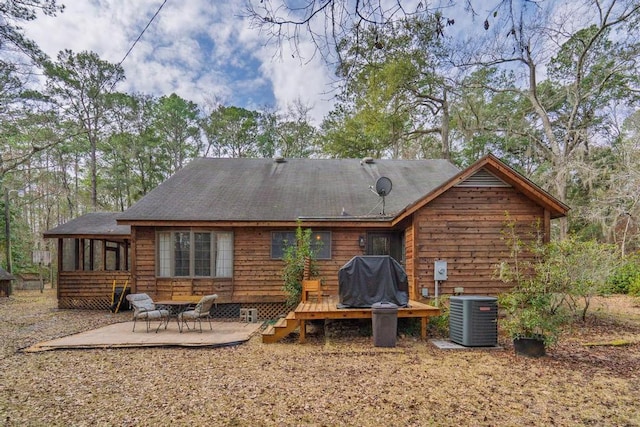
[434,260,448,281]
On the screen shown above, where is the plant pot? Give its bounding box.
[513,337,546,357]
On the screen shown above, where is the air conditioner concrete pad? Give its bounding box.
[430,339,503,350]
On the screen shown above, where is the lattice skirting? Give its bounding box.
[58,298,119,311]
[58,297,289,320]
[212,302,289,320]
[243,302,289,320]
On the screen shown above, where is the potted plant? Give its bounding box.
[496,215,567,357]
[499,285,565,357]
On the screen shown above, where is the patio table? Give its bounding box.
[155,300,194,328]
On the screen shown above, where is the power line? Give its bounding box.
[105,0,168,92]
[118,0,168,68]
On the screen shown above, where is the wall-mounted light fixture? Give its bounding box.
[358,235,366,248]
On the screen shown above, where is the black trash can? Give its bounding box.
[371,302,398,347]
[110,287,131,312]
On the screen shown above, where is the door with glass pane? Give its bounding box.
[366,232,404,265]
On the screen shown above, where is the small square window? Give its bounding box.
[271,230,331,260]
[271,231,296,259]
[311,231,331,259]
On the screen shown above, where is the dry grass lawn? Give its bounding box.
[1,290,640,426]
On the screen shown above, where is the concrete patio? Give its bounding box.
[24,320,264,352]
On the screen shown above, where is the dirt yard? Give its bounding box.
[1,290,639,426]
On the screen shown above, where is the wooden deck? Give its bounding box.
[264,296,441,343]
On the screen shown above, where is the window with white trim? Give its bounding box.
[157,230,233,278]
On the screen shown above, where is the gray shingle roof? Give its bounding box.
[44,212,130,237]
[0,267,15,281]
[117,158,460,222]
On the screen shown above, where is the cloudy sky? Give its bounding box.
[22,1,336,123]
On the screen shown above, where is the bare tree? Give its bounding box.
[244,0,522,62]
[453,0,640,236]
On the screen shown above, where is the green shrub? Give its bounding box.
[497,216,620,346]
[281,223,319,308]
[629,275,640,297]
[427,296,450,338]
[606,254,640,294]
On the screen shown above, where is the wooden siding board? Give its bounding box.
[123,185,550,304]
[128,226,367,304]
[57,271,131,299]
[414,186,544,296]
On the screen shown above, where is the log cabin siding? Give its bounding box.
[413,186,544,296]
[234,228,289,302]
[129,225,368,303]
[316,229,366,295]
[57,271,131,309]
[131,226,156,296]
[132,226,238,301]
[57,271,131,299]
[404,223,416,300]
[234,227,365,300]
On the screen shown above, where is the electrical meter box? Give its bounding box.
[434,260,448,281]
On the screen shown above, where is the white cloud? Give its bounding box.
[257,40,336,124]
[21,0,335,123]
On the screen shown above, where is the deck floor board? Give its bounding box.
[293,296,440,342]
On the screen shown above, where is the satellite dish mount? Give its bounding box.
[374,177,393,215]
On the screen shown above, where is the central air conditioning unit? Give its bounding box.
[449,295,498,347]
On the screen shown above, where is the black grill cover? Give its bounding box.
[337,256,409,308]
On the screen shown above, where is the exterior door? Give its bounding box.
[367,232,404,265]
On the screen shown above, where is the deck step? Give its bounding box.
[262,325,276,336]
[262,311,299,344]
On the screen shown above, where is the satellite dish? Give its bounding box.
[372,177,393,215]
[375,177,393,197]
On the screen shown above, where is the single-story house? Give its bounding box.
[44,154,568,316]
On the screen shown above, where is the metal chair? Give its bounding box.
[177,294,218,332]
[125,293,170,333]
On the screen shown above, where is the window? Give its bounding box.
[194,232,211,276]
[366,232,403,265]
[271,231,296,259]
[271,230,331,260]
[62,238,76,272]
[311,231,331,260]
[174,232,190,276]
[60,238,129,272]
[105,241,128,271]
[157,230,233,278]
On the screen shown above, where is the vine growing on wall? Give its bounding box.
[281,223,319,308]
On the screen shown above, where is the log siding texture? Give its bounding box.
[412,186,544,296]
[45,154,569,310]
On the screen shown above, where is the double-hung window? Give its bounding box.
[157,230,233,278]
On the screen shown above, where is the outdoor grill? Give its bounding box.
[337,255,409,308]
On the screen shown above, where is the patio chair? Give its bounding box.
[177,294,218,332]
[125,293,170,333]
[302,279,322,303]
